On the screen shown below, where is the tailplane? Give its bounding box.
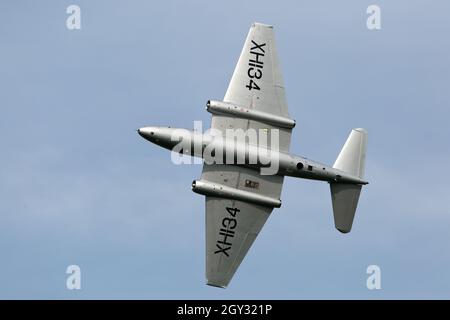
[330,128,368,233]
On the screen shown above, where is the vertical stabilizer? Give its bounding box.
[333,128,367,179]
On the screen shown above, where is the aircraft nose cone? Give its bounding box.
[137,127,157,141]
[137,128,144,138]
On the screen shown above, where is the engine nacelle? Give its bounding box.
[191,179,281,208]
[206,100,296,129]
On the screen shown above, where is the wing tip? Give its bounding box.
[206,281,227,289]
[353,127,368,134]
[253,22,273,29]
[336,227,351,234]
[206,274,229,289]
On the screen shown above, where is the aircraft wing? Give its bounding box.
[211,22,292,152]
[202,23,291,287]
[202,164,283,288]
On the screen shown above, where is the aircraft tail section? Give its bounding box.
[330,128,367,233]
[333,128,367,179]
[330,183,362,233]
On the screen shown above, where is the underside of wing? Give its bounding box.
[224,22,288,117]
[205,197,272,288]
[202,164,283,288]
[210,22,293,152]
[201,163,284,199]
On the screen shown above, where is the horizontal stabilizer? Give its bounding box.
[330,183,362,233]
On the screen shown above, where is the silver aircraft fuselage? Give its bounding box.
[138,126,368,185]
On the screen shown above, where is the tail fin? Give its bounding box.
[333,128,367,179]
[331,128,368,233]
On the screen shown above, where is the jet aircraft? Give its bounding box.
[138,23,368,288]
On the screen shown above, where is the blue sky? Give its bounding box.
[0,0,449,299]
